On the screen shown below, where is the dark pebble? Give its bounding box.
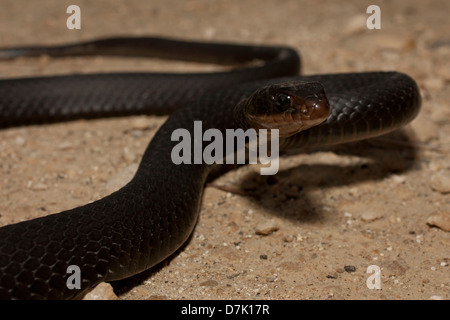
[344,265,356,273]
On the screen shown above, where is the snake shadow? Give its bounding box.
[233,128,421,224]
[110,128,420,296]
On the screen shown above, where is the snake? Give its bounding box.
[0,37,421,299]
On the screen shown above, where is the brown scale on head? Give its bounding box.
[240,81,331,138]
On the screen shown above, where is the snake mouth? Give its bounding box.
[246,93,330,137]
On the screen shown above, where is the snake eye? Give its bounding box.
[275,93,291,111]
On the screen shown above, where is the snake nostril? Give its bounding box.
[301,104,313,116]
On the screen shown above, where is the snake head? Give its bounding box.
[238,81,330,138]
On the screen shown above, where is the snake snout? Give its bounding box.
[301,95,330,123]
[241,81,331,138]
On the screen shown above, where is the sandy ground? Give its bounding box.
[0,0,449,300]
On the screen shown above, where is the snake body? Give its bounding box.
[0,37,421,299]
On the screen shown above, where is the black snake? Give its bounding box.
[0,37,421,299]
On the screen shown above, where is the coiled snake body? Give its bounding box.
[0,37,421,299]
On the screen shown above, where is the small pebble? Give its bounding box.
[344,265,356,273]
[430,172,450,194]
[199,280,218,287]
[14,136,26,146]
[374,34,416,52]
[391,175,406,184]
[57,141,73,150]
[29,182,48,191]
[426,211,450,232]
[130,117,153,130]
[255,221,279,236]
[428,160,448,172]
[122,146,136,162]
[423,77,445,91]
[130,129,144,137]
[83,282,118,300]
[283,234,295,242]
[343,14,367,35]
[383,260,408,276]
[361,210,383,222]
